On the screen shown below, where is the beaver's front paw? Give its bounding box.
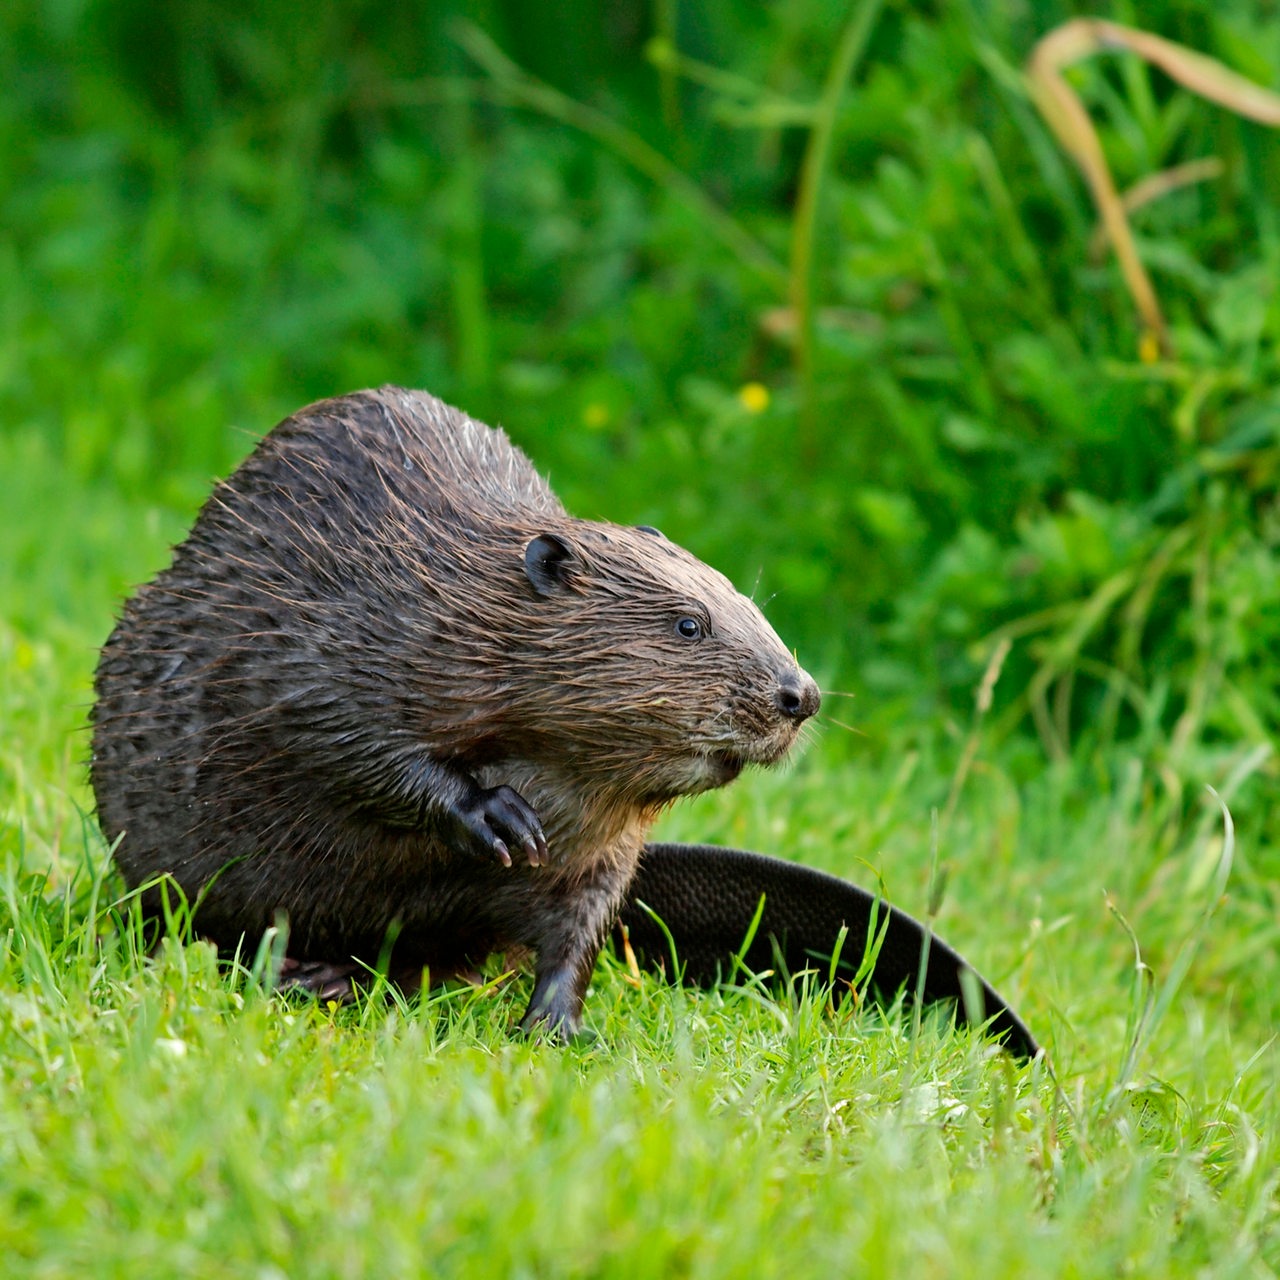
[448,783,549,868]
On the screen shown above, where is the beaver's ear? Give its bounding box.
[524,533,578,597]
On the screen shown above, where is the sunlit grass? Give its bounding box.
[2,458,1277,1277]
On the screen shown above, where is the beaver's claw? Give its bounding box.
[451,783,549,868]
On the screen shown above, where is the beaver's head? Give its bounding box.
[487,519,820,805]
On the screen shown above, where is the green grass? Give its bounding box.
[3,452,1278,1277]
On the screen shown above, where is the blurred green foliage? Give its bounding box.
[2,17,1279,1266]
[1,0,1276,810]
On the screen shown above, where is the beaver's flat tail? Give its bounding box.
[618,842,1039,1060]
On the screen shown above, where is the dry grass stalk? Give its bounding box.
[1026,19,1280,357]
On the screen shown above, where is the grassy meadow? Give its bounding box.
[2,1,1279,1275]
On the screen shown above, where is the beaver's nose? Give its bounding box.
[775,670,821,722]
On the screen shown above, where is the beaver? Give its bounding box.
[91,386,821,1037]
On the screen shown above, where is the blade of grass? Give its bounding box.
[652,0,681,134]
[644,35,818,127]
[1106,787,1236,1108]
[941,636,1011,832]
[1086,158,1226,261]
[790,0,884,460]
[1026,19,1280,357]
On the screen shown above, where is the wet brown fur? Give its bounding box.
[90,387,819,1034]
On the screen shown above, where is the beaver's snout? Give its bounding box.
[774,670,821,723]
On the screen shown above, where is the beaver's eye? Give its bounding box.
[675,616,703,641]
